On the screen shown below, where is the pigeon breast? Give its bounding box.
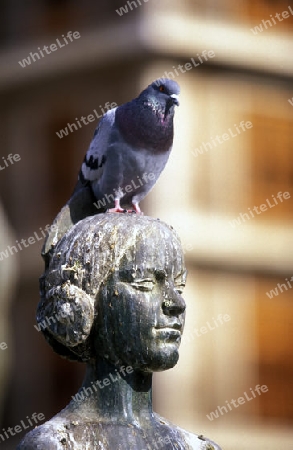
[115,98,175,153]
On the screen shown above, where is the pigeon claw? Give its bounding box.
[108,207,127,213]
[107,200,144,215]
[132,203,143,215]
[108,199,128,213]
[125,209,140,214]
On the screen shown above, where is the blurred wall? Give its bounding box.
[0,0,292,448]
[0,203,18,425]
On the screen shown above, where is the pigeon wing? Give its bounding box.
[79,107,117,185]
[42,108,117,258]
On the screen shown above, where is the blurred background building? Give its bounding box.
[0,0,292,448]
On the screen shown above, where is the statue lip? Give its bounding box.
[155,322,183,333]
[154,326,182,342]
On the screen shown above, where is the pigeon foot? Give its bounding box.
[108,207,128,213]
[127,209,143,215]
[132,203,143,215]
[108,200,143,215]
[108,199,127,213]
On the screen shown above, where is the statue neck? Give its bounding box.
[70,357,154,425]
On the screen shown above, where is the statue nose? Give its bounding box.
[162,286,186,316]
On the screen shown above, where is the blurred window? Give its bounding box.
[245,0,293,29]
[256,278,293,421]
[251,114,293,220]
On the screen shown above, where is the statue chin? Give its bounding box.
[95,330,182,374]
[126,347,180,373]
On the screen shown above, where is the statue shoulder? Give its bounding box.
[154,413,222,450]
[16,417,75,450]
[177,425,222,450]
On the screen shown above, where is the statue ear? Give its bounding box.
[37,282,95,348]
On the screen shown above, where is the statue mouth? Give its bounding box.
[155,321,182,331]
[155,326,182,341]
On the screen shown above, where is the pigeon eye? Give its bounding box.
[159,85,165,92]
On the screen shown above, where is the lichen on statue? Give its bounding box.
[18,213,221,450]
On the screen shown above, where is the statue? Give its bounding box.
[18,213,221,449]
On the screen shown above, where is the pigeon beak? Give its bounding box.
[170,94,180,106]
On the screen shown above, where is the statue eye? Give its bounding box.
[175,284,185,295]
[131,279,154,291]
[174,271,187,294]
[159,85,165,92]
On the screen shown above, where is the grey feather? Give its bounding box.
[80,108,116,183]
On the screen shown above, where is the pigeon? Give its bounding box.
[77,78,180,214]
[42,78,180,257]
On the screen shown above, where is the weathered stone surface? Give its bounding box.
[42,184,100,259]
[18,213,221,450]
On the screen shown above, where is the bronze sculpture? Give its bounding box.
[18,213,221,449]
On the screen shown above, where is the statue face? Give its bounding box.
[93,228,187,372]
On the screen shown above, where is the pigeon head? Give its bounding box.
[139,78,180,119]
[150,78,180,106]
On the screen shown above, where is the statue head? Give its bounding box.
[38,214,186,372]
